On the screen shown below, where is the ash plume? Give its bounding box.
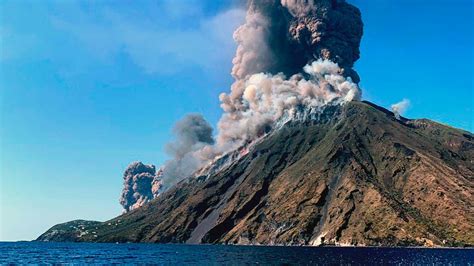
[120,0,364,209]
[165,114,214,159]
[232,0,363,82]
[218,0,362,146]
[119,161,162,212]
[161,114,215,188]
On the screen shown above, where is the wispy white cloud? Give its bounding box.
[50,3,245,76]
[391,98,410,119]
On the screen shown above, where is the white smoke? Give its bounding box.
[218,59,360,147]
[121,0,364,208]
[156,0,362,189]
[391,99,410,119]
[156,59,359,192]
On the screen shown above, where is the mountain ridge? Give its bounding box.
[37,101,474,247]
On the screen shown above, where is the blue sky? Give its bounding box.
[0,0,472,241]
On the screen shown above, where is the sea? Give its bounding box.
[0,242,473,265]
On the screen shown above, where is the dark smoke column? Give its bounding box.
[119,114,214,212]
[119,162,162,212]
[234,0,363,82]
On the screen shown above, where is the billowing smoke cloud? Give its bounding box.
[218,0,362,146]
[120,115,214,211]
[165,114,214,158]
[160,59,359,192]
[391,99,410,119]
[232,0,363,82]
[161,114,215,188]
[218,59,359,146]
[121,0,364,211]
[119,162,162,212]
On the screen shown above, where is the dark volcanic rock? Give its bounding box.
[38,102,474,247]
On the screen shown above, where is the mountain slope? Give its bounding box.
[37,101,474,247]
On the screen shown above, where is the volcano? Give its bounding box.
[37,101,474,247]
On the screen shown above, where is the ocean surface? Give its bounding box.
[0,242,473,265]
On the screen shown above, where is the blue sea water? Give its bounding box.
[0,242,473,265]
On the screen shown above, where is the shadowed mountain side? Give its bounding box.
[37,101,474,247]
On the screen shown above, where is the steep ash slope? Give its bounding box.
[38,101,474,246]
